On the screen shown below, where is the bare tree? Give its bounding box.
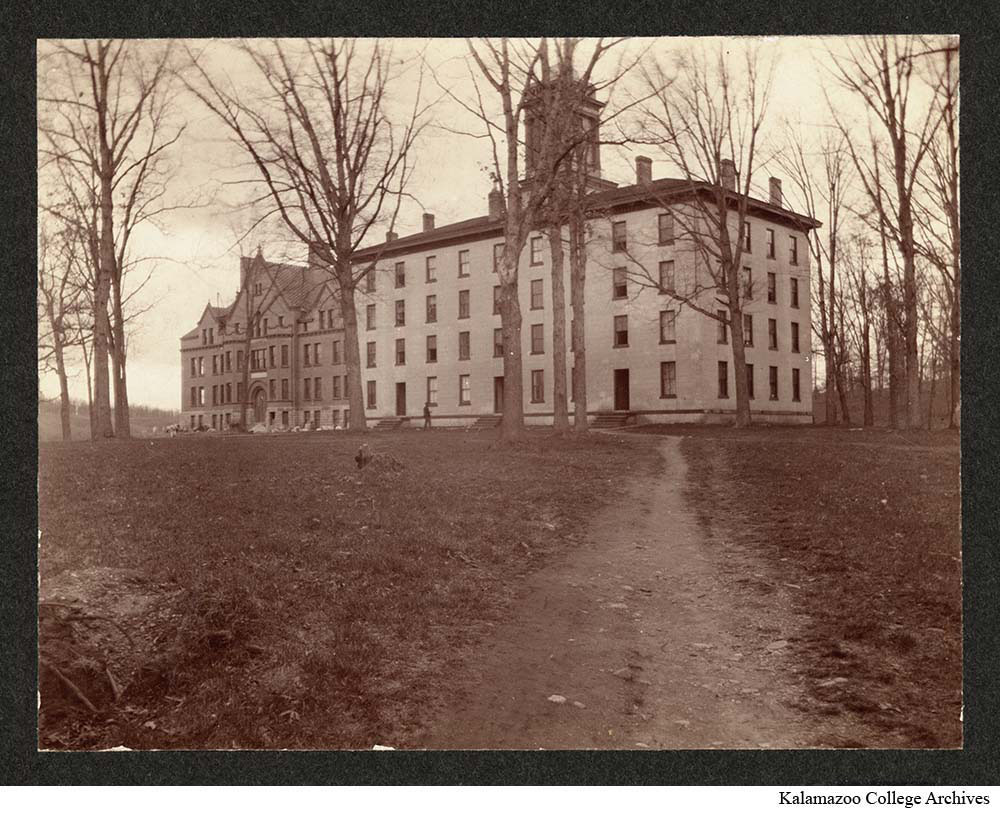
[841,232,877,426]
[777,127,853,424]
[38,227,83,440]
[38,38,183,439]
[827,35,951,429]
[184,38,427,431]
[459,37,627,439]
[630,42,780,427]
[913,39,959,427]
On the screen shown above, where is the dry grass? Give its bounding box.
[38,428,656,749]
[646,424,962,748]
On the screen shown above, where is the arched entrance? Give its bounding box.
[252,386,267,425]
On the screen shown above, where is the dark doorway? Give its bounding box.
[253,389,266,424]
[494,376,504,414]
[395,382,407,416]
[613,369,630,411]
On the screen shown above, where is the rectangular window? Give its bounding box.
[237,381,245,403]
[319,311,326,330]
[190,357,196,377]
[768,272,777,304]
[766,228,775,259]
[198,357,204,376]
[458,331,470,361]
[366,341,376,368]
[313,343,320,365]
[791,321,800,353]
[612,267,627,299]
[366,303,376,330]
[768,318,778,350]
[493,328,504,358]
[426,376,438,406]
[789,236,799,265]
[268,379,275,399]
[303,344,310,367]
[303,378,311,401]
[769,366,779,401]
[366,380,376,409]
[225,351,232,372]
[225,382,232,403]
[459,374,471,405]
[426,334,437,363]
[332,376,342,399]
[744,313,754,347]
[743,266,753,300]
[426,294,437,323]
[395,261,406,288]
[744,221,752,252]
[458,250,470,278]
[659,260,675,292]
[614,315,629,347]
[718,361,729,399]
[746,363,755,400]
[395,338,406,366]
[717,311,729,344]
[212,355,218,375]
[612,220,627,252]
[531,323,544,354]
[792,368,801,402]
[395,299,405,327]
[212,385,218,405]
[493,243,504,273]
[237,350,244,372]
[281,345,288,367]
[425,255,437,283]
[365,270,375,293]
[660,361,677,398]
[270,346,277,368]
[658,212,674,244]
[189,386,196,408]
[659,309,676,344]
[493,285,502,315]
[331,340,341,364]
[282,378,289,400]
[314,377,322,400]
[790,277,800,308]
[212,414,217,430]
[458,289,470,319]
[530,369,544,403]
[530,235,543,265]
[327,309,335,327]
[530,279,543,310]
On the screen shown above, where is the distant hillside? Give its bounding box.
[38,399,181,442]
[812,382,956,429]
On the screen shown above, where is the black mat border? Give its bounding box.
[3,0,997,786]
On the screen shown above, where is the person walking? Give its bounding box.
[423,402,432,430]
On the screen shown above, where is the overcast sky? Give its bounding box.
[38,36,940,411]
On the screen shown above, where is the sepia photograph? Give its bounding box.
[35,34,962,752]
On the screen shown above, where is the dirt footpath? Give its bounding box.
[418,436,856,749]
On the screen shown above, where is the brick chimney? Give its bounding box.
[635,155,652,185]
[769,176,783,207]
[488,187,504,220]
[720,158,736,191]
[422,213,435,232]
[386,230,398,243]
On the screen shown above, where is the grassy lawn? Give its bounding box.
[632,424,962,748]
[38,429,657,750]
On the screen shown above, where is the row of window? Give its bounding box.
[190,409,355,430]
[714,362,803,402]
[612,214,801,266]
[713,315,803,353]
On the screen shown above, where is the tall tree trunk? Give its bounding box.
[499,273,525,440]
[110,273,131,438]
[824,349,837,425]
[861,290,874,427]
[948,288,959,429]
[54,335,72,441]
[339,282,367,431]
[926,342,939,430]
[569,213,588,432]
[548,225,569,432]
[81,334,96,439]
